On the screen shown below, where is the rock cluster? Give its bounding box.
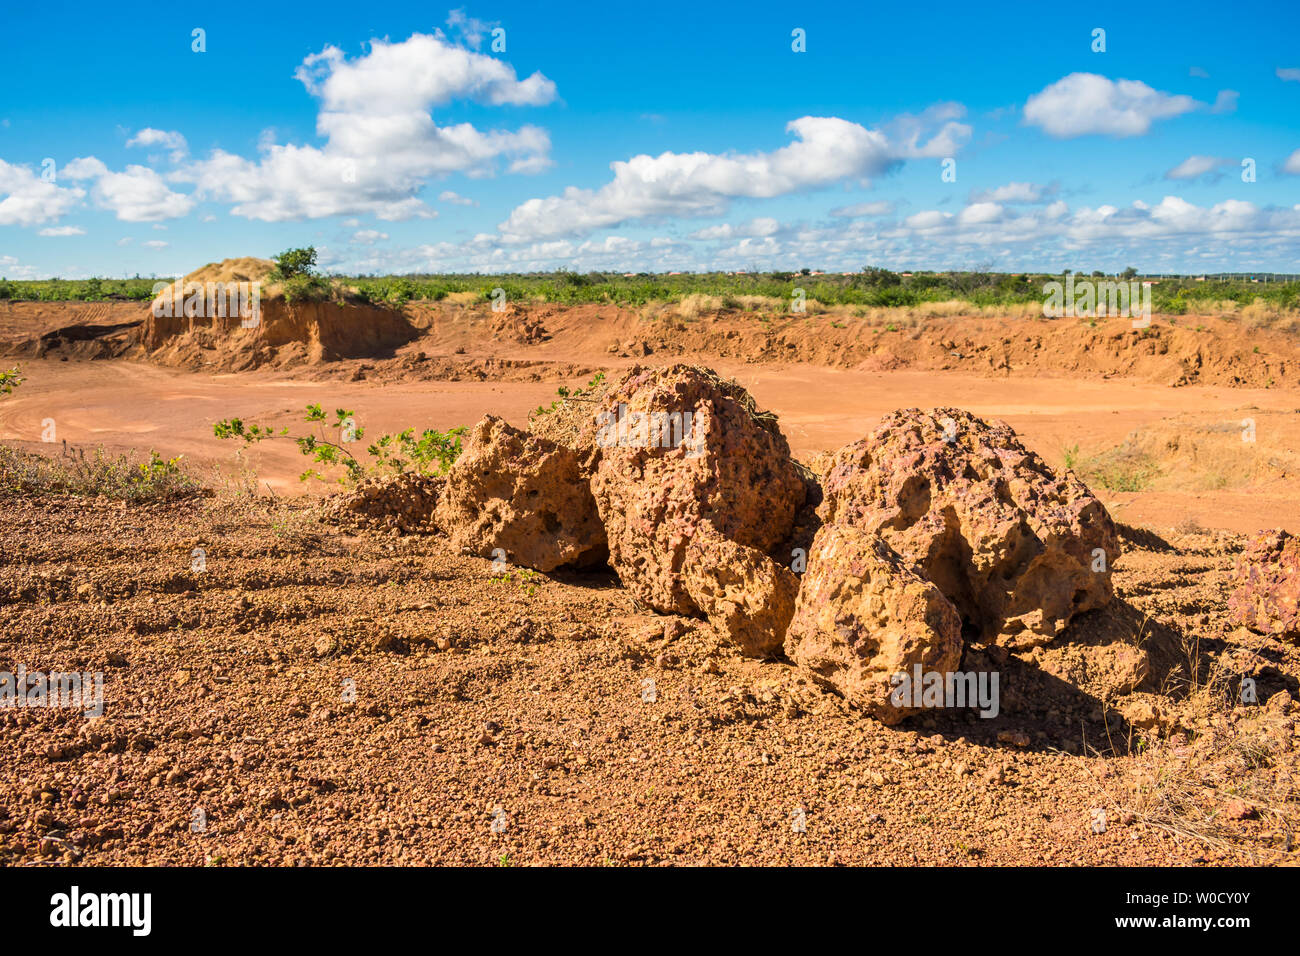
[350,366,1120,722]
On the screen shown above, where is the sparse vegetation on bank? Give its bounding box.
[5,268,1298,321]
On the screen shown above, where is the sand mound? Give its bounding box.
[138,257,418,371]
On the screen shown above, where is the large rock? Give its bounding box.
[819,408,1118,646]
[681,521,800,657]
[589,365,806,648]
[784,523,963,723]
[434,415,607,572]
[1228,530,1300,640]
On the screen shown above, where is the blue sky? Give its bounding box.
[1,0,1298,278]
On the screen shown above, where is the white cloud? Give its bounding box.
[1165,155,1233,180]
[63,159,194,222]
[829,200,895,218]
[1189,66,1210,79]
[1023,73,1205,137]
[499,111,970,240]
[351,229,389,244]
[1277,68,1300,83]
[1284,149,1300,175]
[308,190,1300,276]
[0,254,40,279]
[968,181,1054,203]
[439,190,477,206]
[38,225,85,236]
[689,217,781,240]
[143,240,168,249]
[445,9,497,50]
[174,32,556,222]
[0,160,85,226]
[127,128,188,161]
[1211,90,1239,114]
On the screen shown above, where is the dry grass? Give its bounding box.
[1084,623,1300,856]
[0,443,203,502]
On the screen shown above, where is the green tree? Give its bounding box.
[271,247,318,280]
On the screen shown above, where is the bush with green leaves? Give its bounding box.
[532,371,606,417]
[0,366,22,396]
[269,247,318,281]
[214,403,466,485]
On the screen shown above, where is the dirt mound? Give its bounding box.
[138,258,419,371]
[489,304,549,344]
[406,301,1300,389]
[1075,409,1300,496]
[321,473,442,534]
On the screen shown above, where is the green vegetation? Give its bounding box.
[0,366,21,396]
[0,277,162,302]
[269,247,318,280]
[214,403,466,485]
[268,246,335,303]
[0,445,198,501]
[4,265,1297,317]
[533,371,606,417]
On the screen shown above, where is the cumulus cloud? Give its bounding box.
[351,229,389,244]
[142,240,168,249]
[1278,68,1300,82]
[829,200,895,218]
[1023,73,1208,137]
[1284,148,1300,175]
[968,181,1056,203]
[689,217,781,240]
[0,254,40,278]
[174,32,556,221]
[62,158,194,222]
[0,160,85,226]
[308,189,1300,276]
[439,189,477,206]
[1164,155,1234,181]
[38,225,85,236]
[127,128,188,161]
[499,111,970,240]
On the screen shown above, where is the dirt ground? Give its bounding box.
[1,298,1298,866]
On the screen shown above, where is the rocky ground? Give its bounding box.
[1,488,1296,866]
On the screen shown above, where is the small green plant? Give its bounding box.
[533,371,606,416]
[214,404,465,486]
[494,568,541,596]
[1063,443,1080,470]
[0,365,22,396]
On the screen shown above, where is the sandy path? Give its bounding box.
[2,357,1295,533]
